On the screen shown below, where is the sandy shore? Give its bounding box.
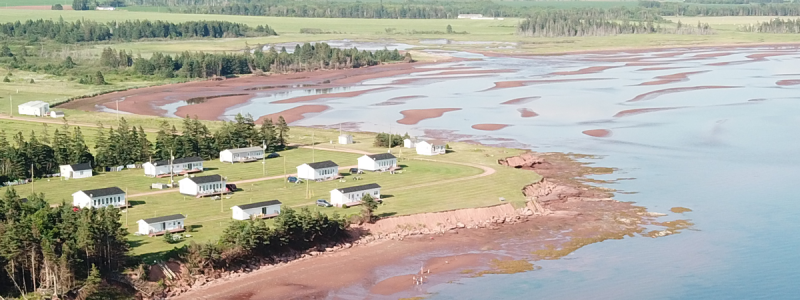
[397,108,461,125]
[372,95,427,106]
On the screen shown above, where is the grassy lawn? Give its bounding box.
[0,0,63,6]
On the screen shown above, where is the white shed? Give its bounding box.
[143,156,204,177]
[137,214,185,236]
[357,153,397,171]
[72,187,126,209]
[403,138,415,148]
[18,101,50,117]
[50,111,65,118]
[95,6,116,10]
[416,140,446,156]
[220,146,265,163]
[59,162,92,179]
[330,183,381,207]
[338,134,353,144]
[296,160,339,181]
[179,174,226,197]
[231,200,282,220]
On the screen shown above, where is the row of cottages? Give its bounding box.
[136,214,185,236]
[18,101,50,117]
[179,174,227,197]
[143,156,204,177]
[330,183,381,207]
[220,146,264,163]
[357,153,397,171]
[72,187,126,209]
[59,162,93,179]
[297,160,340,181]
[231,200,282,220]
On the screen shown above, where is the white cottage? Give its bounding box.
[95,6,116,10]
[137,214,185,236]
[416,140,446,156]
[403,138,415,148]
[72,187,126,209]
[50,111,65,118]
[296,160,339,181]
[219,146,264,163]
[18,101,50,117]
[143,156,204,177]
[59,162,92,179]
[231,200,282,220]
[338,134,353,144]
[357,153,397,171]
[330,183,381,207]
[179,174,226,197]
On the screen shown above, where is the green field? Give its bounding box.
[0,0,64,6]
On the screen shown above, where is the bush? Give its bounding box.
[52,4,63,10]
[29,79,35,84]
[2,76,9,83]
[342,204,348,209]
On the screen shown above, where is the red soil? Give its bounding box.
[255,105,330,124]
[694,52,733,58]
[518,108,538,118]
[746,52,794,60]
[654,52,684,58]
[501,96,540,105]
[372,95,428,106]
[173,94,252,120]
[625,62,668,66]
[471,124,510,131]
[486,78,611,91]
[637,66,685,71]
[627,86,740,102]
[392,74,491,85]
[370,253,500,296]
[549,66,619,76]
[270,87,390,104]
[613,107,682,118]
[706,60,753,66]
[435,69,516,76]
[582,129,612,137]
[397,108,461,125]
[637,70,709,86]
[776,79,800,86]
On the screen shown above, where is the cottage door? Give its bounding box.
[262,207,267,215]
[160,222,165,232]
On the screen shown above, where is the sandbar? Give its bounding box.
[627,86,740,102]
[270,87,390,104]
[486,78,611,91]
[582,129,612,137]
[471,124,510,131]
[613,107,683,118]
[637,71,709,86]
[372,95,427,106]
[501,97,540,105]
[397,108,461,125]
[518,108,539,118]
[776,79,800,86]
[255,105,330,124]
[549,66,619,76]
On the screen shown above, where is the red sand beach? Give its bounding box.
[627,86,740,102]
[582,129,612,137]
[638,66,685,71]
[372,95,427,106]
[471,124,510,131]
[397,108,461,125]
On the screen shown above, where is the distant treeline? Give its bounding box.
[739,17,800,32]
[683,0,788,4]
[0,19,276,43]
[639,1,800,16]
[517,11,712,37]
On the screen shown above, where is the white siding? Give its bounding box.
[72,192,125,209]
[404,139,414,148]
[18,101,50,117]
[231,205,281,220]
[329,187,381,207]
[137,219,184,235]
[416,141,445,156]
[60,165,92,179]
[296,164,338,180]
[338,135,353,144]
[144,161,203,177]
[179,178,226,196]
[357,156,397,171]
[220,149,264,163]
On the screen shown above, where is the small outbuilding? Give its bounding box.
[18,101,50,117]
[416,140,446,156]
[179,174,226,197]
[137,214,185,236]
[72,187,126,209]
[95,6,116,10]
[296,160,339,181]
[220,146,264,163]
[59,162,93,179]
[50,111,65,118]
[357,153,397,171]
[330,183,381,207]
[403,138,415,148]
[231,200,282,220]
[338,134,353,144]
[143,156,204,177]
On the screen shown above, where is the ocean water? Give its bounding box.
[167,46,800,298]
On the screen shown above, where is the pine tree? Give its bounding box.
[277,116,289,148]
[69,127,94,164]
[94,71,106,85]
[138,126,152,162]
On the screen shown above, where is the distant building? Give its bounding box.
[458,14,483,19]
[137,214,185,236]
[338,134,353,145]
[59,162,92,179]
[179,174,226,197]
[72,187,126,209]
[143,156,204,177]
[403,138,415,148]
[231,200,282,220]
[330,183,381,207]
[296,160,339,181]
[416,140,446,156]
[95,6,116,11]
[357,153,397,171]
[50,111,65,118]
[219,146,264,163]
[18,101,50,117]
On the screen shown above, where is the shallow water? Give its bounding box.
[181,46,800,298]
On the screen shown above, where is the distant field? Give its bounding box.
[0,0,64,6]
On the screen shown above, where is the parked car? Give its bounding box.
[225,183,237,192]
[316,199,332,207]
[287,176,299,183]
[267,152,280,158]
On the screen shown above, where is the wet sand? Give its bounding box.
[391,74,492,85]
[501,97,540,105]
[776,79,800,86]
[435,69,516,76]
[486,78,611,91]
[582,129,612,137]
[270,87,391,104]
[638,66,685,71]
[397,108,461,125]
[370,253,501,295]
[627,86,740,102]
[372,95,427,106]
[518,108,539,118]
[549,66,619,76]
[638,71,709,86]
[694,52,734,58]
[614,107,683,118]
[471,124,510,131]
[255,105,331,124]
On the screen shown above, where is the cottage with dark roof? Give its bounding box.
[220,146,265,163]
[231,200,282,220]
[296,160,339,181]
[72,187,126,208]
[143,156,204,177]
[59,162,93,179]
[330,183,381,207]
[416,140,446,156]
[358,153,397,171]
[178,174,226,196]
[136,214,185,236]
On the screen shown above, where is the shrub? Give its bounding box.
[2,76,9,83]
[29,79,35,84]
[342,204,348,209]
[52,4,63,10]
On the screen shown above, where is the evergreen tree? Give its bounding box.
[277,116,289,148]
[94,71,106,85]
[0,44,12,57]
[69,127,94,165]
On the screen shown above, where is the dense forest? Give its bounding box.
[0,124,94,182]
[639,1,800,16]
[739,17,800,32]
[517,11,713,37]
[0,19,276,43]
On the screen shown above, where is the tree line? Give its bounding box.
[739,17,800,32]
[639,1,800,16]
[0,188,128,298]
[0,123,93,182]
[517,11,713,37]
[0,19,276,44]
